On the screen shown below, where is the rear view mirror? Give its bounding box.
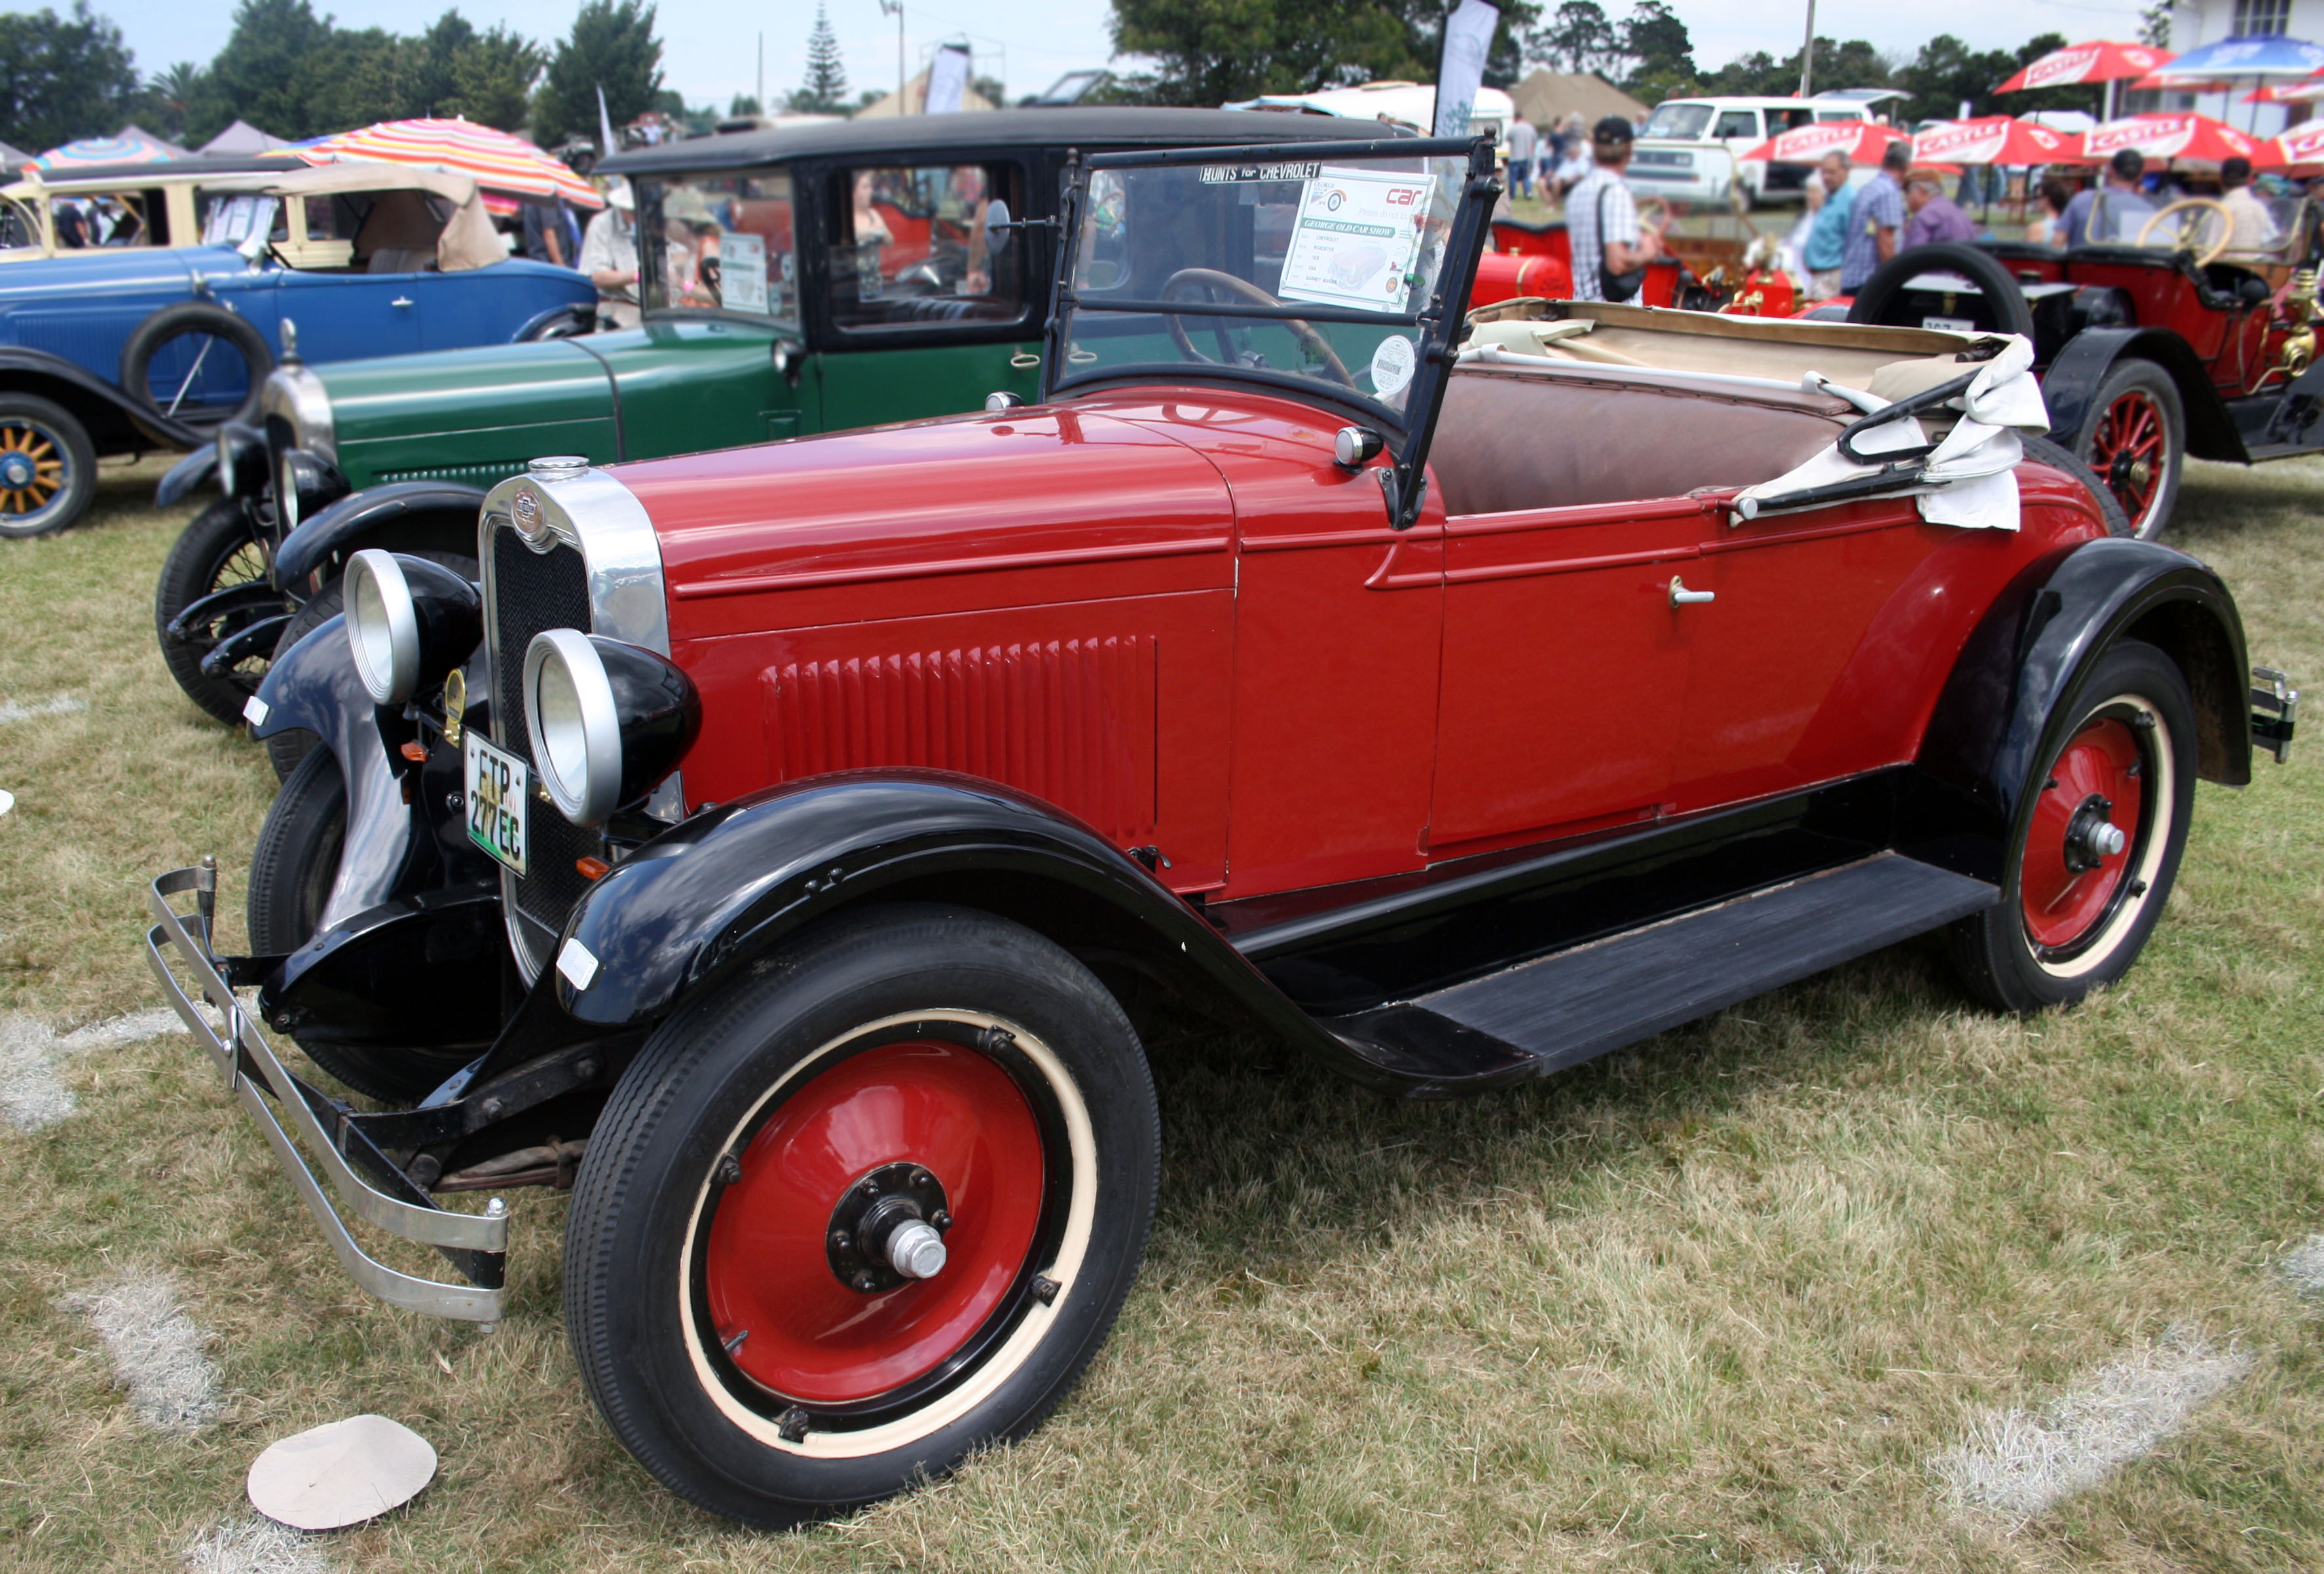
[985,198,1012,255]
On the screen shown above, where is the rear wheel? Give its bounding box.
[564,904,1158,1528]
[155,497,278,724]
[0,394,95,538]
[1951,639,2195,1012]
[2074,359,2183,540]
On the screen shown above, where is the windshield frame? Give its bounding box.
[1046,133,1496,529]
[633,164,804,330]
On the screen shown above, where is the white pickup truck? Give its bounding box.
[1627,94,1877,207]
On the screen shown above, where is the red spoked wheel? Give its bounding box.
[1950,640,2195,1012]
[2019,714,2150,962]
[564,905,1157,1527]
[701,1033,1052,1409]
[2075,359,2183,540]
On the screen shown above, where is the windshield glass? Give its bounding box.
[635,169,798,321]
[1641,103,1714,139]
[1060,151,1458,418]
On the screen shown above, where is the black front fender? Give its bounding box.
[0,343,202,450]
[1914,535,2251,880]
[272,481,490,591]
[554,772,1405,1089]
[2042,327,2245,463]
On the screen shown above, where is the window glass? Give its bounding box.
[1062,153,1458,418]
[1715,110,1761,139]
[1640,103,1712,139]
[1768,107,1815,132]
[200,192,280,247]
[829,162,1024,330]
[2233,0,2289,36]
[636,170,799,320]
[0,197,39,249]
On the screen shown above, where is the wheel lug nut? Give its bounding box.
[931,1209,952,1231]
[853,1271,878,1292]
[859,1178,880,1197]
[912,1170,931,1188]
[830,1229,849,1249]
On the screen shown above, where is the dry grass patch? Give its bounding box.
[0,456,2320,1570]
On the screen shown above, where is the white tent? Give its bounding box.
[199,119,290,156]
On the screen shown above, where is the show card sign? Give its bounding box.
[1278,167,1432,312]
[719,230,768,312]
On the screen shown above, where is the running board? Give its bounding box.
[1323,854,1997,1097]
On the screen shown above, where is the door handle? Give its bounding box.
[1669,576,1715,606]
[1009,350,1040,368]
[390,297,414,308]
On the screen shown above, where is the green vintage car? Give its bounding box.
[154,107,1362,731]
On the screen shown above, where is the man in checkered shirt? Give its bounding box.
[1564,116,1653,302]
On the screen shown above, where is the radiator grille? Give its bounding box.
[488,527,599,958]
[764,636,1158,842]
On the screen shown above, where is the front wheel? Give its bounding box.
[155,496,276,723]
[564,904,1159,1527]
[1950,638,2196,1012]
[2074,359,2183,540]
[0,393,95,538]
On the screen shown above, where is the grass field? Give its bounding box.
[1,452,2319,1572]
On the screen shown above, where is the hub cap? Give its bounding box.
[703,1037,1045,1406]
[2021,714,2147,953]
[2087,390,2166,532]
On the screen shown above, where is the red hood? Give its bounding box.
[620,404,1238,642]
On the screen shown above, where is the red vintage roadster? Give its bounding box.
[149,137,2295,1525]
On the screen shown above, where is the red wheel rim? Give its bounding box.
[2020,716,2145,952]
[703,1038,1046,1406]
[2087,391,2166,530]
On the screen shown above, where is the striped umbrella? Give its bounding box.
[299,118,602,208]
[35,126,187,169]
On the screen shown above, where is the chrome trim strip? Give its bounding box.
[144,866,506,1321]
[479,466,683,978]
[259,363,335,466]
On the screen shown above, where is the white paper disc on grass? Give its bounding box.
[248,1414,437,1529]
[0,789,13,818]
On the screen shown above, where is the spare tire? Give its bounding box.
[1845,242,2037,342]
[119,301,273,431]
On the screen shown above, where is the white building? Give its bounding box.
[2153,0,2321,135]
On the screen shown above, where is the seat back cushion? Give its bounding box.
[1429,365,1851,517]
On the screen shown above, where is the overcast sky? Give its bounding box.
[101,0,2156,116]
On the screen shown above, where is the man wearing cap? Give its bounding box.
[579,177,642,328]
[2061,150,2154,247]
[1565,115,1657,302]
[1840,141,1907,294]
[1902,168,1978,249]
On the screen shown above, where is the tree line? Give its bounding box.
[1106,0,2139,124]
[0,0,663,153]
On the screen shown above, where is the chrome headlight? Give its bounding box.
[344,549,482,706]
[524,629,700,827]
[275,447,346,534]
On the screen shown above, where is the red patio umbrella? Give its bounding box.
[1995,41,2173,93]
[2253,119,2324,170]
[2078,113,2265,165]
[1735,120,1906,166]
[1911,117,2082,166]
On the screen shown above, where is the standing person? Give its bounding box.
[2061,150,2152,247]
[1505,115,1537,201]
[522,195,580,268]
[2219,156,2277,252]
[1840,141,1907,295]
[1801,151,1855,300]
[1564,115,1657,302]
[1902,168,1978,249]
[578,179,641,328]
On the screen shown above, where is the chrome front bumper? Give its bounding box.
[2253,667,2299,765]
[144,862,507,1321]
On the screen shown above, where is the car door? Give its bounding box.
[807,155,1044,431]
[266,266,422,361]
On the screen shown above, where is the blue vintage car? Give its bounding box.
[0,160,596,536]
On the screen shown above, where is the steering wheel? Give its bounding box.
[2137,198,2234,267]
[1636,196,1672,239]
[1157,268,1357,388]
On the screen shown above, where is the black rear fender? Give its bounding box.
[272,481,490,591]
[2041,327,2243,462]
[0,346,194,452]
[1911,536,2252,880]
[554,773,1387,1083]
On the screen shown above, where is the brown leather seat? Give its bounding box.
[1429,364,1851,517]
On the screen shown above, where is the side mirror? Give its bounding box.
[984,198,1013,255]
[236,232,267,265]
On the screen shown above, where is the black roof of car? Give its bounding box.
[600,107,1398,175]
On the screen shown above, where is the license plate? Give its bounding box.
[1922,315,1974,333]
[464,733,529,875]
